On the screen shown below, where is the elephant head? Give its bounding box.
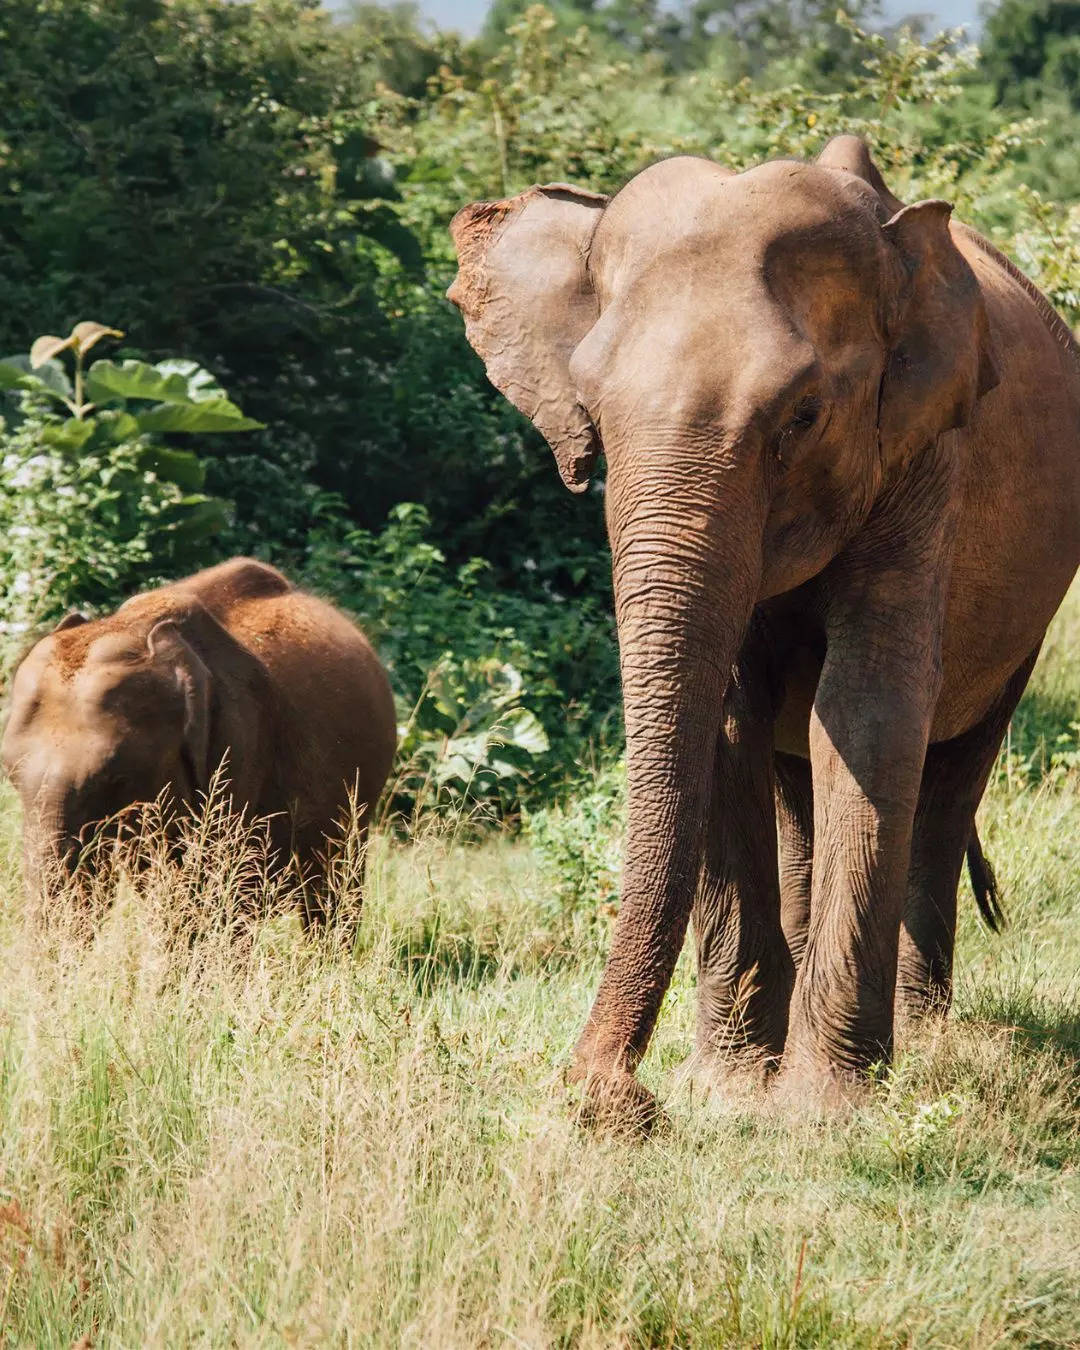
[448,137,999,1099]
[2,604,220,888]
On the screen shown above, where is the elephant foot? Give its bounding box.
[894,981,952,1027]
[771,1059,875,1115]
[570,1069,664,1137]
[569,1022,667,1136]
[679,1042,777,1107]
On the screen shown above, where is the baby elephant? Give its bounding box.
[2,559,397,931]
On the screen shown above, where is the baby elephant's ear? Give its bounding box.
[448,183,608,493]
[147,619,212,791]
[53,611,89,632]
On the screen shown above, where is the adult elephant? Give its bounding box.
[448,136,1080,1124]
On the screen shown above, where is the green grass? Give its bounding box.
[0,584,1077,1347]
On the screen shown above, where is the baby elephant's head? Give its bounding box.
[2,609,211,887]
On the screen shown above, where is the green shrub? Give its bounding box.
[526,760,625,922]
[0,323,255,657]
[303,499,620,824]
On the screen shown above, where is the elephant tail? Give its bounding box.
[967,828,1005,932]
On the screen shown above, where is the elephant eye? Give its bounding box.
[774,397,822,466]
[790,396,821,430]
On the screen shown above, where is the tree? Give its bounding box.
[0,0,430,551]
[481,0,883,73]
[982,0,1080,105]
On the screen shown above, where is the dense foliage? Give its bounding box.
[1,0,1078,818]
[0,324,255,636]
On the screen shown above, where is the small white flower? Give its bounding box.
[9,463,42,489]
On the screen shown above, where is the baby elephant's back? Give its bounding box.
[191,560,397,818]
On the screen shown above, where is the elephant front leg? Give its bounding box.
[782,584,947,1095]
[693,684,793,1078]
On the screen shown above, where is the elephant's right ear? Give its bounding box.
[148,619,212,791]
[448,183,608,493]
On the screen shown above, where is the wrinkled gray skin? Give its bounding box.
[448,137,1080,1125]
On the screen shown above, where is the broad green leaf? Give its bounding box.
[94,409,140,443]
[498,709,550,756]
[0,359,39,388]
[71,322,123,356]
[84,359,192,406]
[30,334,76,367]
[86,360,261,429]
[140,445,206,491]
[152,359,225,403]
[0,355,73,401]
[432,753,480,787]
[40,418,96,453]
[134,400,263,434]
[153,359,201,380]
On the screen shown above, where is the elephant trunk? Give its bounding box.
[23,786,93,898]
[573,444,765,1083]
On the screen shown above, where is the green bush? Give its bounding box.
[303,500,620,822]
[526,760,625,922]
[982,0,1080,106]
[0,324,254,654]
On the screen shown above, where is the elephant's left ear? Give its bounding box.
[448,183,608,493]
[879,200,1000,464]
[148,618,212,791]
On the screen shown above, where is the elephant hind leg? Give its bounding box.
[898,647,1039,1021]
[774,751,813,973]
[297,867,362,947]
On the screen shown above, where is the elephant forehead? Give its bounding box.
[591,159,883,299]
[37,619,139,681]
[74,658,179,723]
[575,261,815,398]
[4,689,123,795]
[12,646,175,745]
[82,630,146,667]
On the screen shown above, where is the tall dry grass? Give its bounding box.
[0,583,1076,1347]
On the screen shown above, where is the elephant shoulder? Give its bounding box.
[953,222,1080,361]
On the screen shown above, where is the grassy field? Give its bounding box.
[0,587,1077,1347]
